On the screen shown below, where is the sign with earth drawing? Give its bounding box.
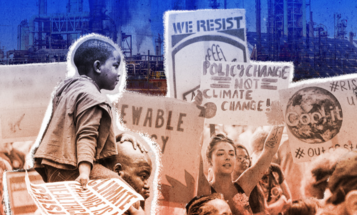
[200,61,293,126]
[279,74,357,162]
[164,9,249,101]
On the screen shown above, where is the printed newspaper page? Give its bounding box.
[25,172,144,215]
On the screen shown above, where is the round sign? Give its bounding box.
[285,87,343,143]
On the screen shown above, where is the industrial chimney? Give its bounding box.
[38,0,47,15]
[67,0,83,14]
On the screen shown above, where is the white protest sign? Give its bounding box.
[279,75,357,162]
[165,9,249,101]
[117,92,204,213]
[25,172,143,215]
[200,61,292,125]
[0,63,66,143]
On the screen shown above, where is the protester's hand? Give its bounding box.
[192,90,203,106]
[75,173,90,190]
[128,206,145,215]
[120,133,148,153]
[76,162,91,190]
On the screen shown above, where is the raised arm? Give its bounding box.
[235,126,284,196]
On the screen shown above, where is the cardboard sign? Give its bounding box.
[200,61,292,125]
[0,63,67,143]
[117,92,204,213]
[279,75,357,162]
[4,170,44,215]
[25,172,143,215]
[164,9,249,101]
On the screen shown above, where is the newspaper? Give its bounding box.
[25,172,144,215]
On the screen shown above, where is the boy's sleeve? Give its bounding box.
[76,106,103,167]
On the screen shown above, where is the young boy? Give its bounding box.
[34,35,142,189]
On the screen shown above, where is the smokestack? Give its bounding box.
[256,0,261,54]
[89,0,104,33]
[309,11,314,38]
[349,32,354,44]
[38,0,47,15]
[67,0,83,14]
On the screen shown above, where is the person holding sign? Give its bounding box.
[33,35,144,191]
[202,126,284,215]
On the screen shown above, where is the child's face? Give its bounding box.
[99,50,121,90]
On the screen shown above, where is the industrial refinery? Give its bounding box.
[252,0,357,81]
[2,0,166,95]
[1,0,357,87]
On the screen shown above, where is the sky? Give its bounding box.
[0,0,356,53]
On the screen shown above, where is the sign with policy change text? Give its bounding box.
[117,92,204,214]
[165,9,249,101]
[279,74,357,162]
[200,61,293,125]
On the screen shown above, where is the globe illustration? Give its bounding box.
[285,87,343,143]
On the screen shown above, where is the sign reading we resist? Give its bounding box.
[172,16,243,34]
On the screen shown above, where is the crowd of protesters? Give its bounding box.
[187,124,355,215]
[0,32,356,215]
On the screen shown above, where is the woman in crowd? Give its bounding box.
[232,142,291,215]
[204,125,284,214]
[186,193,232,215]
[232,143,251,181]
[232,143,267,214]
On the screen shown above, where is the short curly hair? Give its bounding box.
[73,39,117,75]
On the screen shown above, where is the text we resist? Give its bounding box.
[172,16,243,34]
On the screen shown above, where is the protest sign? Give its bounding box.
[117,92,204,214]
[25,172,143,215]
[165,9,249,101]
[279,74,357,162]
[0,63,66,143]
[5,170,44,215]
[200,61,292,125]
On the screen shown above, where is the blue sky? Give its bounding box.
[0,0,356,53]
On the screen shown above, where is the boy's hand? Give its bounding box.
[120,133,148,153]
[76,162,91,190]
[192,90,203,106]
